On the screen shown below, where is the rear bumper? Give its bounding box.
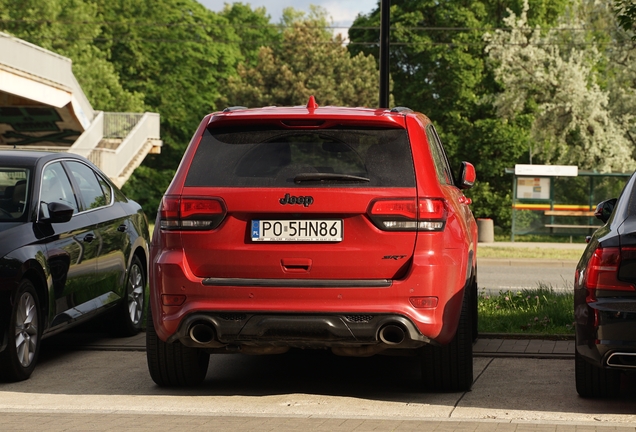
[575,297,636,371]
[169,311,431,355]
[150,246,468,347]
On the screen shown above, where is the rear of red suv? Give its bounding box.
[147,98,478,391]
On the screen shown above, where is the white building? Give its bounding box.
[0,32,161,187]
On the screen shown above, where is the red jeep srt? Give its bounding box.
[147,97,478,391]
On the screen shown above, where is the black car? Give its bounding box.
[0,150,150,381]
[575,175,636,397]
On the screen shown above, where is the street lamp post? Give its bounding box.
[379,0,390,108]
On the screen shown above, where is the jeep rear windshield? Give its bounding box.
[185,127,416,187]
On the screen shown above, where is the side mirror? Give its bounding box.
[457,162,476,190]
[594,198,617,224]
[40,201,74,224]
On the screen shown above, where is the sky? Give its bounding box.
[201,0,379,30]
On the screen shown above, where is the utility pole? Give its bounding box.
[379,0,390,108]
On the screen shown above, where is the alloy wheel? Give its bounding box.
[127,263,144,325]
[15,291,38,368]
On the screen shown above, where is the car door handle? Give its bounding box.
[83,233,95,243]
[117,224,127,232]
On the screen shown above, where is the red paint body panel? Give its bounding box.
[150,104,477,348]
[152,233,461,344]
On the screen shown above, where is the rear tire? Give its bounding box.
[146,305,209,387]
[471,270,478,343]
[0,280,42,382]
[420,288,473,392]
[575,349,620,398]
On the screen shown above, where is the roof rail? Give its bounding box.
[222,106,248,112]
[390,107,413,113]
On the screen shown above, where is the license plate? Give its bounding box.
[251,220,343,242]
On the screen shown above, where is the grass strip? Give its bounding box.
[478,286,574,335]
[478,246,583,260]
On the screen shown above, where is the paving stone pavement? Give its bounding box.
[8,332,630,432]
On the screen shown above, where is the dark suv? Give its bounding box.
[147,97,478,391]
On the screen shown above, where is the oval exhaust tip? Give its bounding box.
[379,324,405,345]
[189,323,216,345]
[607,352,636,368]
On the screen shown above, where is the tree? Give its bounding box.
[485,0,636,172]
[615,0,636,33]
[89,0,244,216]
[221,7,381,108]
[0,0,144,112]
[348,0,570,229]
[1,0,247,218]
[219,2,281,68]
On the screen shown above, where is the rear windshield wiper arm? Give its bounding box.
[293,173,371,183]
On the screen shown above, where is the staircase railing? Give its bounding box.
[95,112,161,180]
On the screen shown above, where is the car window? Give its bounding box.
[40,162,78,216]
[97,175,112,205]
[0,167,29,221]
[185,127,416,188]
[425,125,454,186]
[66,161,109,210]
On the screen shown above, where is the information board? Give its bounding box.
[516,177,550,200]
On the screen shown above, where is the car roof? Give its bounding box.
[208,98,427,129]
[0,150,85,166]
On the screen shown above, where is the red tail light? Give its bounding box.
[584,247,636,301]
[159,195,227,230]
[367,198,447,231]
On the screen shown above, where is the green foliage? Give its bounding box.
[615,0,636,33]
[478,246,583,260]
[3,0,630,227]
[485,0,636,173]
[219,3,281,68]
[120,165,173,220]
[348,0,570,229]
[92,0,241,157]
[478,287,575,334]
[221,7,380,108]
[87,0,245,214]
[0,0,143,112]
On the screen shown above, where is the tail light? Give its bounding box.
[584,246,636,301]
[367,198,447,231]
[159,195,226,230]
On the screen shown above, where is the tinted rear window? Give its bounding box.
[185,128,415,187]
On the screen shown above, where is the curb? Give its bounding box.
[480,332,574,341]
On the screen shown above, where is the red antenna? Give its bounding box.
[306,95,319,111]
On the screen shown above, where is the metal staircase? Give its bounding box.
[0,31,161,186]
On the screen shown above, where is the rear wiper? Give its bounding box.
[293,173,371,183]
